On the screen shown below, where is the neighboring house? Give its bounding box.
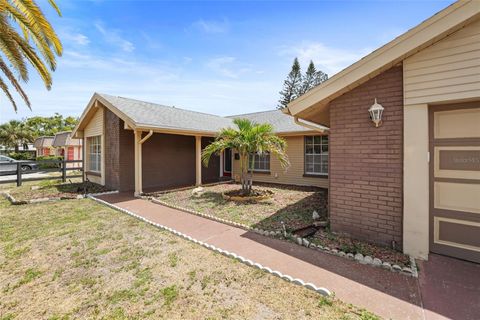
[52,131,83,168]
[72,93,327,194]
[286,0,480,263]
[33,136,54,157]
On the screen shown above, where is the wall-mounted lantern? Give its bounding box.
[368,98,384,127]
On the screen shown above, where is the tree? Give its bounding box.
[298,60,329,95]
[0,120,33,152]
[202,118,290,195]
[25,113,78,138]
[277,58,302,109]
[0,0,62,111]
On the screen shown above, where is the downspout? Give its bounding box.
[139,130,153,145]
[135,130,153,196]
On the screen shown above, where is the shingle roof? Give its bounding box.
[33,136,54,148]
[52,132,82,147]
[95,93,325,134]
[229,110,328,133]
[98,93,233,134]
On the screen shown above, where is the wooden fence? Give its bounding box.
[0,159,83,186]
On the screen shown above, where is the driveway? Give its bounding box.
[95,193,480,320]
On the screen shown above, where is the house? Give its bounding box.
[33,136,54,157]
[72,93,328,194]
[52,131,83,167]
[286,0,480,263]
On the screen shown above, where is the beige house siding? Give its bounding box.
[232,135,328,189]
[404,18,480,106]
[84,107,105,185]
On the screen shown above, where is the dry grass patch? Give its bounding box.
[0,198,379,319]
[154,183,328,232]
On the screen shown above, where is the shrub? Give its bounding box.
[36,155,62,169]
[8,151,35,161]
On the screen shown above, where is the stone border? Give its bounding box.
[1,190,119,205]
[149,197,417,277]
[88,194,331,297]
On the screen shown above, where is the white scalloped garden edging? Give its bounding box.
[88,194,331,297]
[149,197,418,278]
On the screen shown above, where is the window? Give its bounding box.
[88,136,101,172]
[305,135,328,175]
[249,152,270,172]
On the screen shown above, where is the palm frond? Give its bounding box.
[0,75,18,111]
[0,57,30,108]
[0,15,28,80]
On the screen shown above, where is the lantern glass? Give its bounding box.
[368,98,384,127]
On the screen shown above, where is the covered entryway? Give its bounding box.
[429,103,480,263]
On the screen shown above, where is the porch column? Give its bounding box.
[195,136,202,186]
[134,130,142,196]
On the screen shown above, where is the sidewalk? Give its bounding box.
[97,192,426,319]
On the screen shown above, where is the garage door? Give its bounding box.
[429,104,480,263]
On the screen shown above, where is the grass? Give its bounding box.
[154,182,328,232]
[0,196,380,319]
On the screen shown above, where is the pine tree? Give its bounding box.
[277,58,302,109]
[299,60,317,95]
[313,69,328,87]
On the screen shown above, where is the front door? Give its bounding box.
[223,148,232,177]
[429,103,480,263]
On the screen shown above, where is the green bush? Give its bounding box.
[8,152,35,161]
[36,155,62,169]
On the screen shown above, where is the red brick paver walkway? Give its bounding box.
[96,193,479,320]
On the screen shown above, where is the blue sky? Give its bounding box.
[2,0,453,122]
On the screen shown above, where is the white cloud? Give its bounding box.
[205,56,255,79]
[192,19,229,34]
[94,21,134,52]
[62,32,90,46]
[279,41,373,76]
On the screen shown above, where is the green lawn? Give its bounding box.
[0,197,379,319]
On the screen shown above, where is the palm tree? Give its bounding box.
[202,118,290,195]
[0,119,33,152]
[0,0,62,111]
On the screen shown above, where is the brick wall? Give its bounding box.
[104,109,120,190]
[329,66,403,248]
[104,109,135,191]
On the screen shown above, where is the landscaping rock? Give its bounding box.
[31,186,40,190]
[392,264,402,272]
[354,253,364,262]
[382,262,392,269]
[331,249,338,254]
[302,238,310,247]
[191,187,205,197]
[312,210,320,220]
[296,237,303,246]
[364,256,373,264]
[373,258,382,266]
[402,267,413,274]
[338,251,346,257]
[346,253,354,259]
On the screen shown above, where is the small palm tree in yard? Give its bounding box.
[202,118,290,196]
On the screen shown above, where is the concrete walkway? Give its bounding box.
[96,193,480,320]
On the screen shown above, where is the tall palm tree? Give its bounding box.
[0,0,62,111]
[0,119,33,152]
[202,118,290,195]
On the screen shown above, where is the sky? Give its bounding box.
[1,0,454,122]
